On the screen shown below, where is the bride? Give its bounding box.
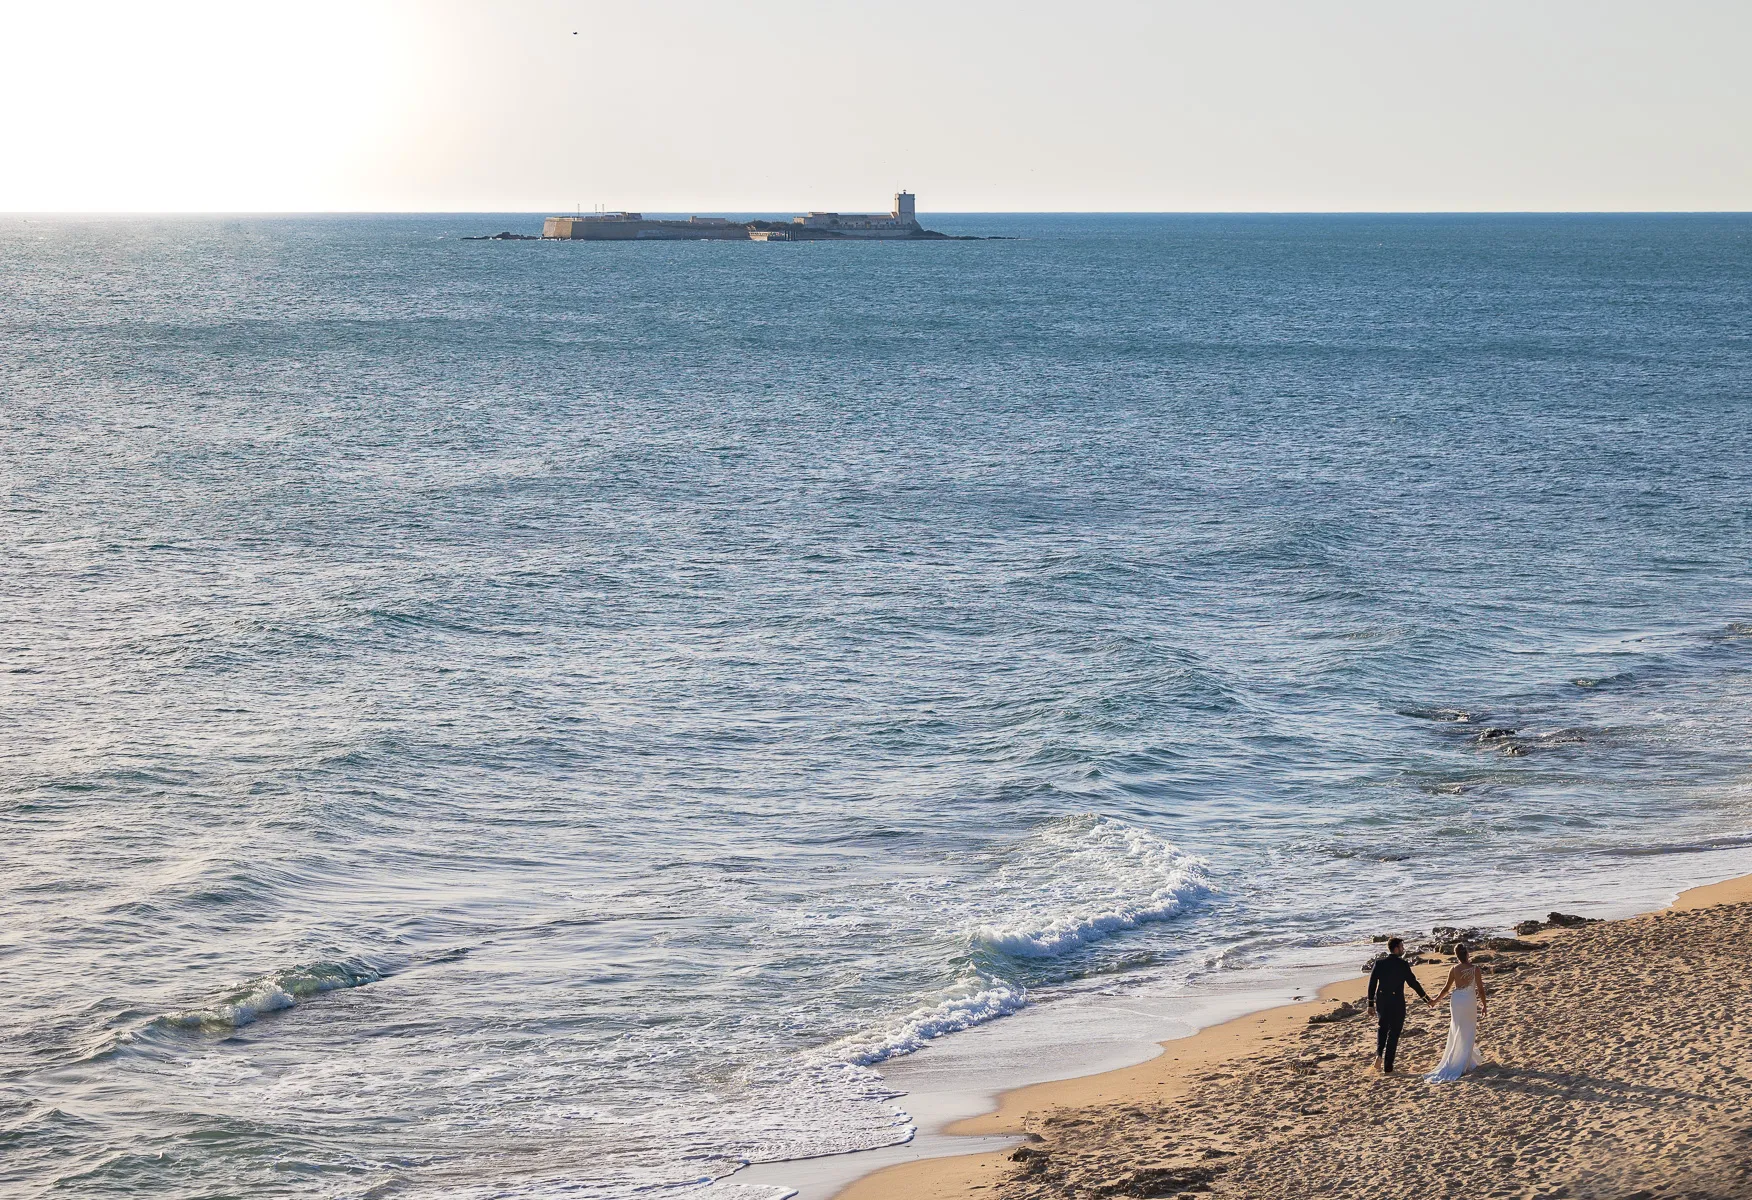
[1425,942,1487,1082]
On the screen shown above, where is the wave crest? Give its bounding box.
[831,980,1027,1066]
[829,815,1211,1068]
[972,815,1211,959]
[153,960,381,1033]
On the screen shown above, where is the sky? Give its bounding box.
[1,0,1748,213]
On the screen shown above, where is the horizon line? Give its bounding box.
[6,208,1752,219]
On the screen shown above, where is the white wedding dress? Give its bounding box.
[1425,973,1484,1082]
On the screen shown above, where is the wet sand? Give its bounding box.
[838,873,1752,1200]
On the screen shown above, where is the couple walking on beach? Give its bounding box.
[1367,937,1487,1082]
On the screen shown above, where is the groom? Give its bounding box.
[1366,937,1431,1073]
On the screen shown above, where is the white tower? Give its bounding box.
[893,191,916,224]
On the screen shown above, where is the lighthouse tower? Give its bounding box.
[893,191,917,226]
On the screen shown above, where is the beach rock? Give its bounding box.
[1422,927,1489,955]
[1546,911,1598,928]
[1093,1164,1219,1196]
[1430,926,1486,943]
[1473,728,1517,742]
[1500,742,1530,756]
[1009,1145,1050,1162]
[1514,919,1545,935]
[1308,1002,1359,1024]
[1485,937,1543,952]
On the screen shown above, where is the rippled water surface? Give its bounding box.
[3,213,1751,1197]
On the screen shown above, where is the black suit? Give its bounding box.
[1367,953,1430,1072]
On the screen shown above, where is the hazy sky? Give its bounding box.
[3,0,1748,213]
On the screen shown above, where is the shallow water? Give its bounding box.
[2,213,1750,1197]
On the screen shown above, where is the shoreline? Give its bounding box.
[725,956,1360,1200]
[823,868,1752,1200]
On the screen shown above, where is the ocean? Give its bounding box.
[3,212,1750,1199]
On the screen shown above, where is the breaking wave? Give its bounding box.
[830,979,1028,1066]
[151,960,382,1034]
[972,815,1211,959]
[828,815,1210,1067]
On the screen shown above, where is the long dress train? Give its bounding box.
[1425,982,1483,1082]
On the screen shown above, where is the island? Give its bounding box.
[537,193,979,241]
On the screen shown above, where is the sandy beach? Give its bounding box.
[839,874,1752,1200]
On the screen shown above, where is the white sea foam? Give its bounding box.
[831,980,1028,1067]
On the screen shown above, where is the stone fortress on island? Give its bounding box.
[540,192,957,241]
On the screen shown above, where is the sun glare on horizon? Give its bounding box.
[2,0,1748,214]
[0,1,421,211]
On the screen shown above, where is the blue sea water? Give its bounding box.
[2,212,1751,1198]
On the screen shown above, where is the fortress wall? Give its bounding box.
[543,217,751,241]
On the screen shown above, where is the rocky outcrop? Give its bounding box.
[1307,1002,1360,1025]
[1514,911,1600,935]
